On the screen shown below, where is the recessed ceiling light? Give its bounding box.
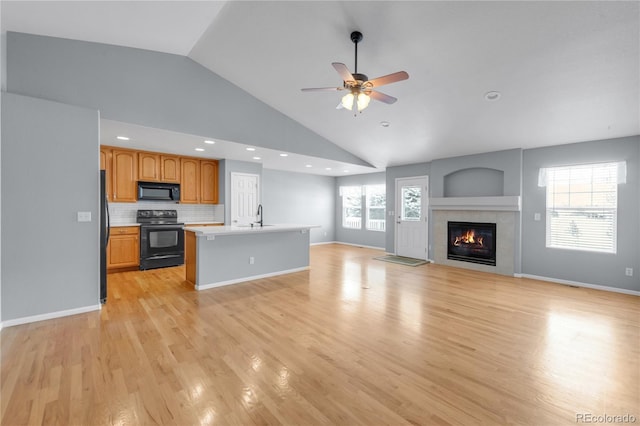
[204,140,215,144]
[305,164,312,168]
[484,91,501,101]
[246,147,256,151]
[279,153,288,157]
[325,167,332,171]
[380,121,390,127]
[343,170,349,173]
[116,136,130,141]
[195,148,205,152]
[253,156,261,160]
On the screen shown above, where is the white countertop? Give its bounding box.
[185,223,320,236]
[110,222,223,227]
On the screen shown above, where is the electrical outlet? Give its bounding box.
[249,256,255,265]
[77,211,91,222]
[625,268,633,277]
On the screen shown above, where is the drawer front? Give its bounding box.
[111,226,139,235]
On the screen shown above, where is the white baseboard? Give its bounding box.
[333,242,386,251]
[2,304,102,328]
[196,266,310,291]
[310,241,337,246]
[519,274,640,296]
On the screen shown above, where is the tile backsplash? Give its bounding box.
[109,202,224,225]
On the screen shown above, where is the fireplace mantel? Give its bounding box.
[430,196,521,211]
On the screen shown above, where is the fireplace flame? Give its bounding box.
[453,230,483,247]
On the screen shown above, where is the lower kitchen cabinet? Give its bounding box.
[107,226,140,272]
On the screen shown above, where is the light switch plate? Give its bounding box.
[534,213,541,221]
[77,211,92,222]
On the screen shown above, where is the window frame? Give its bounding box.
[365,184,386,232]
[543,162,620,254]
[341,185,363,230]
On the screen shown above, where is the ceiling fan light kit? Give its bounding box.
[301,31,409,116]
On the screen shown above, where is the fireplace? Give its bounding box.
[447,221,496,266]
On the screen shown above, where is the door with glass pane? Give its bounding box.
[395,176,428,259]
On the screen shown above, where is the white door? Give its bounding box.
[395,176,429,259]
[230,173,260,225]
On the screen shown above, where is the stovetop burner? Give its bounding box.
[136,209,183,225]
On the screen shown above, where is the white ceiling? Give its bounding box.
[2,1,639,174]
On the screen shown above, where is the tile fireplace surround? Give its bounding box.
[431,196,520,276]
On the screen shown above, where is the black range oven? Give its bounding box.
[137,210,184,270]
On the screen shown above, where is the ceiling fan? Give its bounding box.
[301,31,409,114]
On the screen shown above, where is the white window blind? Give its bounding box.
[543,162,621,253]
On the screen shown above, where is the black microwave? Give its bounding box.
[138,181,180,202]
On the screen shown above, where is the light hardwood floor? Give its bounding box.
[1,244,638,425]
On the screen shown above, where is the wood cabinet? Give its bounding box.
[101,146,218,204]
[160,155,180,183]
[100,147,113,202]
[107,226,140,271]
[112,149,138,202]
[180,158,200,204]
[137,152,180,183]
[138,152,160,181]
[200,160,219,204]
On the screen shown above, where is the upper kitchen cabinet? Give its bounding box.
[200,160,219,204]
[100,147,113,201]
[138,152,180,183]
[138,151,160,181]
[112,149,138,202]
[101,146,218,204]
[160,155,180,183]
[180,158,200,204]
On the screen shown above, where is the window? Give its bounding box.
[341,186,362,229]
[542,162,624,253]
[401,186,422,221]
[340,184,387,231]
[366,185,386,231]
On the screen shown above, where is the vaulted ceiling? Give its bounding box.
[2,1,639,173]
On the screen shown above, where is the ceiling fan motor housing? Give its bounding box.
[350,31,363,44]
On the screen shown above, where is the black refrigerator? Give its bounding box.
[100,170,110,304]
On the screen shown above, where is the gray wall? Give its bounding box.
[195,230,310,288]
[444,168,505,197]
[385,162,430,253]
[522,136,640,291]
[6,32,370,168]
[1,93,99,321]
[335,172,386,249]
[263,169,335,244]
[430,149,523,197]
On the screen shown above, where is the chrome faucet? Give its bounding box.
[256,204,263,227]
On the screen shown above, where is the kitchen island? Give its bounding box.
[184,224,319,290]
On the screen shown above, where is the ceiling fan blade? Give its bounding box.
[301,87,343,92]
[332,62,355,83]
[368,90,397,104]
[366,71,409,88]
